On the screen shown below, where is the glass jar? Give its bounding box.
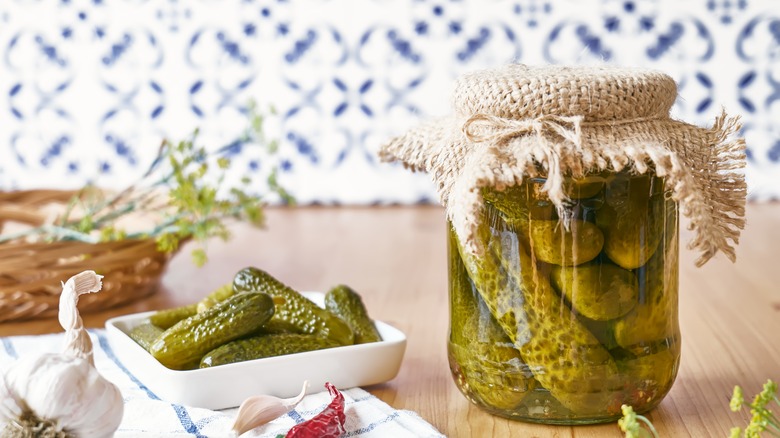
[447,170,680,424]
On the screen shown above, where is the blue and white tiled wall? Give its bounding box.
[1,0,779,203]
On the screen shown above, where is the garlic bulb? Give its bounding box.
[232,380,308,436]
[0,271,124,438]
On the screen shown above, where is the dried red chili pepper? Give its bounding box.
[285,382,346,438]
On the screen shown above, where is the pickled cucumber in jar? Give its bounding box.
[617,339,681,413]
[595,174,665,270]
[448,227,535,411]
[550,263,638,321]
[486,187,605,267]
[615,204,679,349]
[563,175,605,200]
[484,176,604,221]
[449,171,680,423]
[527,219,604,267]
[379,64,738,427]
[454,206,621,416]
[483,182,556,221]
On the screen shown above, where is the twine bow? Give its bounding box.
[461,113,587,218]
[462,113,584,147]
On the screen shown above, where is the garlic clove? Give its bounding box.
[0,372,24,425]
[232,380,309,436]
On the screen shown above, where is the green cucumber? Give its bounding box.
[129,323,164,351]
[149,303,198,329]
[456,207,620,414]
[149,292,275,370]
[196,283,234,313]
[232,267,354,346]
[324,285,381,344]
[200,333,340,367]
[448,226,535,410]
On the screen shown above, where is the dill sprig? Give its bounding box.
[730,380,780,438]
[618,405,659,438]
[0,103,288,267]
[618,380,780,438]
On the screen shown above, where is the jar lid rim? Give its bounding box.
[452,64,677,122]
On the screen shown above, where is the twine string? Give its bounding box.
[461,113,667,148]
[462,113,583,147]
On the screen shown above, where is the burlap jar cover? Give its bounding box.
[380,64,747,266]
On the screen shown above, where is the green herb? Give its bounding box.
[618,404,659,438]
[0,102,290,266]
[730,380,780,438]
[618,380,780,438]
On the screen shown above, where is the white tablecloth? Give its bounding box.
[0,330,444,438]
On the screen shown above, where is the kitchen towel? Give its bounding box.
[0,330,445,438]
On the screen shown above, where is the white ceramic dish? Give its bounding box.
[105,292,407,410]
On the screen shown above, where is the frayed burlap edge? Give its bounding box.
[379,110,747,267]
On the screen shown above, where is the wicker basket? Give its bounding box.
[0,190,172,323]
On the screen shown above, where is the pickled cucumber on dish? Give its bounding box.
[550,263,638,321]
[150,292,276,370]
[232,267,355,346]
[129,323,164,351]
[205,281,298,335]
[527,219,604,267]
[595,174,664,270]
[200,333,341,367]
[149,303,198,329]
[455,207,619,415]
[448,227,535,410]
[150,283,234,329]
[196,283,234,313]
[324,285,382,344]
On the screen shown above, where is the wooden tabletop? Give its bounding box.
[2,204,779,437]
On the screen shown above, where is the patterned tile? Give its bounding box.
[0,0,777,202]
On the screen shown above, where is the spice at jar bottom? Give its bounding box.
[380,64,746,424]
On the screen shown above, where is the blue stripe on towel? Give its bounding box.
[195,414,222,430]
[96,332,205,438]
[344,412,400,437]
[287,409,306,424]
[2,338,17,358]
[172,404,207,438]
[352,393,374,403]
[95,332,160,400]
